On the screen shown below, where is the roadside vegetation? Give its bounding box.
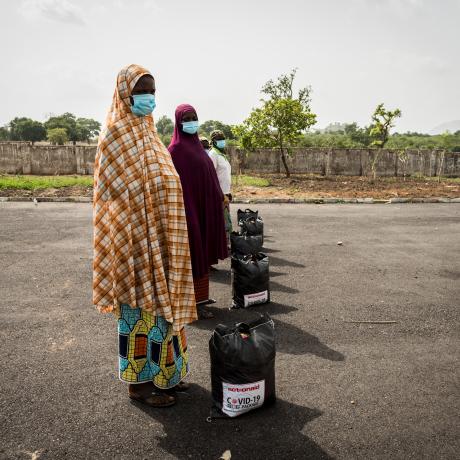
[0,175,93,190]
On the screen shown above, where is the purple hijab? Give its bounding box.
[168,103,228,279]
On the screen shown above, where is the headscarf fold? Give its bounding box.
[168,104,228,279]
[93,65,197,332]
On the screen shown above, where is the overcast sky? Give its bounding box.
[1,0,459,133]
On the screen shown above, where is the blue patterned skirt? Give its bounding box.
[116,304,189,389]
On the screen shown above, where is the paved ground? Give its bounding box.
[0,203,459,460]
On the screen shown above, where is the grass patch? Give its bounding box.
[0,175,93,190]
[414,176,460,183]
[233,175,271,187]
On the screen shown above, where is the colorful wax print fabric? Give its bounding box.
[117,304,189,389]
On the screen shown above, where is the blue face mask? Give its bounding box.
[182,121,199,134]
[131,93,156,116]
[216,139,226,149]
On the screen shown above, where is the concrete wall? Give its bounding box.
[0,142,95,175]
[1,142,459,177]
[230,147,460,177]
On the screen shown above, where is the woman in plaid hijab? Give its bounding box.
[93,65,196,407]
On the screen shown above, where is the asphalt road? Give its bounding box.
[0,203,459,460]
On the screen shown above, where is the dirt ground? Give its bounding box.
[0,185,94,198]
[233,174,460,199]
[1,174,460,199]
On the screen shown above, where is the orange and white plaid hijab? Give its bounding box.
[93,64,197,332]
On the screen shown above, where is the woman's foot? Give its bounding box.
[128,382,176,407]
[158,381,191,395]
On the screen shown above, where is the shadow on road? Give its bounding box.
[210,268,299,294]
[191,304,345,362]
[261,247,282,254]
[132,384,332,460]
[210,268,230,285]
[269,255,306,268]
[269,280,299,294]
[266,270,286,278]
[273,317,344,360]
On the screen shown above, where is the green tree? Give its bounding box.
[76,117,101,143]
[324,122,347,133]
[450,132,460,152]
[156,115,174,136]
[47,128,68,145]
[0,126,9,140]
[370,104,402,148]
[9,117,26,140]
[435,132,454,181]
[301,131,355,148]
[369,103,402,179]
[45,113,78,144]
[45,113,100,144]
[156,115,174,146]
[386,132,437,150]
[199,120,235,140]
[9,117,47,144]
[344,123,372,147]
[234,69,316,177]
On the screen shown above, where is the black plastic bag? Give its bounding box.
[230,232,263,256]
[232,252,270,309]
[209,314,276,418]
[237,208,258,223]
[237,208,264,238]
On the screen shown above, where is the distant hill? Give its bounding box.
[429,120,460,135]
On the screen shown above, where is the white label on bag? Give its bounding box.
[222,380,265,417]
[244,290,268,307]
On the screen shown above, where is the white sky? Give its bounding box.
[1,0,459,133]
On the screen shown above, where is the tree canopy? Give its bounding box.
[234,68,317,177]
[0,113,100,145]
[76,117,101,142]
[47,128,68,145]
[155,115,174,146]
[369,103,402,148]
[8,117,47,143]
[44,113,100,144]
[199,120,235,140]
[156,115,174,136]
[0,126,9,141]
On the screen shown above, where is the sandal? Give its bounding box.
[129,390,176,407]
[154,381,190,395]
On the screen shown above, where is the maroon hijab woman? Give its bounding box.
[168,104,228,316]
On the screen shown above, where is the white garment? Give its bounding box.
[209,148,232,194]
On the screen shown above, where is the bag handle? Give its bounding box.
[235,322,251,334]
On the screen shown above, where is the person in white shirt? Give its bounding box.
[199,136,212,156]
[209,130,232,245]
